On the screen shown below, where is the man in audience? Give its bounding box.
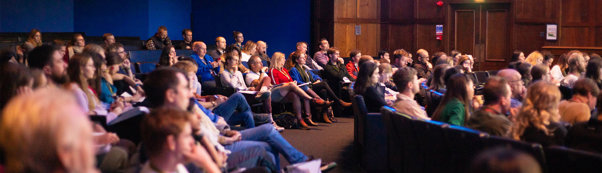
[256,40,270,65]
[466,76,512,136]
[323,47,355,99]
[27,45,68,86]
[296,42,322,70]
[141,107,221,173]
[497,69,525,108]
[0,88,98,173]
[146,26,172,50]
[378,50,390,64]
[143,67,313,170]
[208,36,227,60]
[232,31,244,49]
[178,29,193,50]
[107,43,135,78]
[392,49,411,68]
[68,33,85,58]
[566,92,602,153]
[392,67,430,120]
[559,78,599,125]
[102,33,115,48]
[413,49,433,78]
[346,50,360,79]
[191,41,220,95]
[313,38,331,66]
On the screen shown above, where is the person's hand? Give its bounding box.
[338,57,344,64]
[16,86,32,96]
[123,59,131,69]
[426,62,433,70]
[95,132,119,145]
[110,97,125,115]
[215,95,228,105]
[313,80,321,84]
[200,136,228,167]
[224,130,241,140]
[183,144,222,172]
[211,61,219,68]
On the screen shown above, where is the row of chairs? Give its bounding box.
[352,94,602,173]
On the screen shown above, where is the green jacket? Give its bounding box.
[440,98,466,126]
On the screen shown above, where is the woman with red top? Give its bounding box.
[269,52,330,128]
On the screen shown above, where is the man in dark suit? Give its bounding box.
[208,36,226,60]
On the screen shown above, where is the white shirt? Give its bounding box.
[241,52,251,62]
[245,71,268,86]
[551,65,564,82]
[220,69,247,91]
[140,162,189,173]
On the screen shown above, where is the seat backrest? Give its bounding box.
[425,89,444,117]
[443,125,489,173]
[352,95,368,147]
[382,106,415,173]
[474,71,490,85]
[484,135,547,169]
[411,119,450,172]
[135,62,157,74]
[545,146,602,173]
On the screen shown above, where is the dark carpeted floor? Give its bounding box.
[279,117,364,173]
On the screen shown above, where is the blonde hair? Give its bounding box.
[525,51,543,66]
[0,87,96,173]
[379,63,392,74]
[510,81,561,140]
[173,60,198,73]
[270,52,286,69]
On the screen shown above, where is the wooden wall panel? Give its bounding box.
[596,27,602,46]
[515,0,559,20]
[484,9,509,61]
[388,0,414,21]
[416,24,444,55]
[387,24,413,51]
[562,0,591,24]
[416,0,446,20]
[454,10,476,56]
[357,23,381,56]
[559,27,593,46]
[334,0,356,19]
[514,24,547,53]
[333,23,356,57]
[358,0,380,19]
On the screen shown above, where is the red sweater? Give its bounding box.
[269,68,293,85]
[346,61,358,79]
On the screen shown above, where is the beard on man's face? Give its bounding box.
[50,73,69,85]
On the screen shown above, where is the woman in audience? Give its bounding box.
[104,52,143,104]
[429,64,451,92]
[511,50,526,64]
[67,53,124,121]
[68,33,86,58]
[510,81,567,146]
[106,52,144,96]
[240,40,256,62]
[432,73,474,126]
[585,58,602,88]
[525,51,543,66]
[517,62,533,86]
[378,63,397,93]
[246,55,324,127]
[450,50,462,66]
[158,45,178,67]
[288,52,351,107]
[0,63,33,111]
[354,61,387,112]
[270,52,328,127]
[542,51,555,67]
[551,53,569,82]
[456,55,473,73]
[219,45,249,74]
[561,52,586,88]
[23,29,42,50]
[346,50,361,79]
[0,88,97,173]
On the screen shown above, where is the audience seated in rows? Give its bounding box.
[465,76,512,136]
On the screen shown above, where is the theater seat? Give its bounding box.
[412,119,450,172]
[545,146,602,173]
[382,106,416,173]
[352,95,386,172]
[443,125,488,173]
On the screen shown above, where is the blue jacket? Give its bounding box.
[193,99,219,123]
[289,66,322,90]
[191,54,219,82]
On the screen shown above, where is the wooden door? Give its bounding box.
[449,3,511,71]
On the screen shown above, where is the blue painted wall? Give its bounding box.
[191,0,310,55]
[0,0,74,32]
[148,0,191,40]
[74,0,149,38]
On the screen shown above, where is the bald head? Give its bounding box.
[256,41,267,55]
[192,41,207,56]
[497,69,525,99]
[216,37,226,50]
